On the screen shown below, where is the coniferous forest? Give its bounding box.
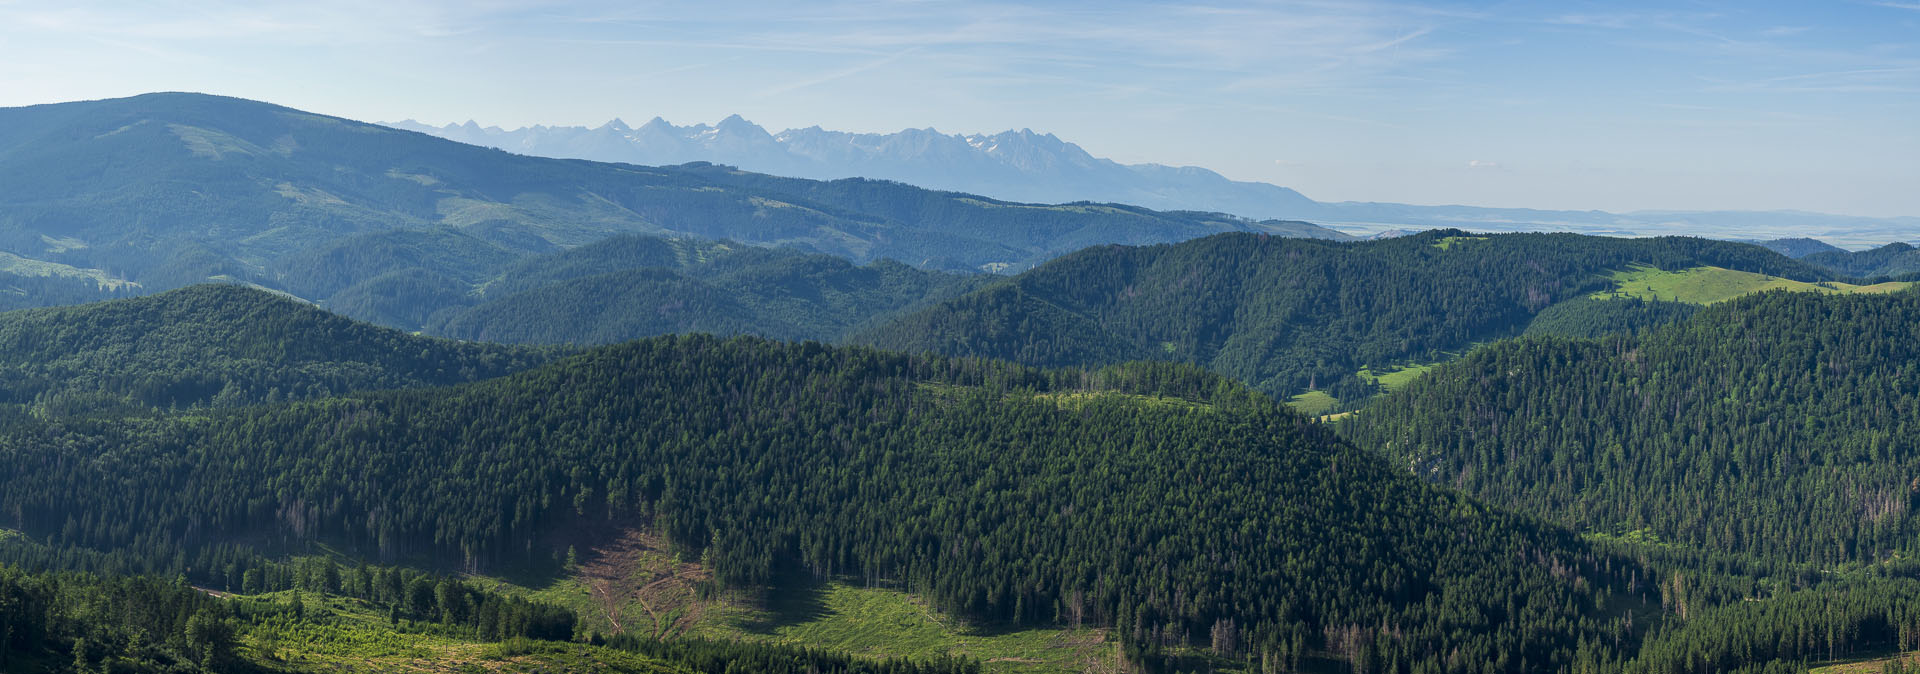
[6,276,1920,673]
[3,93,1919,674]
[852,230,1832,399]
[1348,289,1920,565]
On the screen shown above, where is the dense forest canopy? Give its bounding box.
[1522,297,1701,339]
[1347,288,1920,566]
[0,327,1674,673]
[0,284,554,413]
[1802,242,1920,280]
[854,230,1833,399]
[409,234,992,345]
[0,245,1914,672]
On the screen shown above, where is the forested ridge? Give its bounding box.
[854,230,1832,398]
[1522,297,1700,339]
[0,329,1680,673]
[0,284,555,414]
[1802,242,1920,280]
[411,234,992,344]
[1347,288,1920,565]
[7,242,1920,672]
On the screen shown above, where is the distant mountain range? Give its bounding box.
[0,92,1346,312]
[385,116,1323,224]
[389,116,1920,246]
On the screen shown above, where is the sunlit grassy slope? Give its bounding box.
[691,582,1122,674]
[1808,650,1920,673]
[1595,265,1911,305]
[232,590,686,674]
[1285,390,1338,416]
[1359,363,1438,392]
[482,531,1118,674]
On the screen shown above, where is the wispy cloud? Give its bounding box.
[556,1,1457,99]
[0,0,511,45]
[758,47,921,97]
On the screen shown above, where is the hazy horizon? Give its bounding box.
[3,1,1916,217]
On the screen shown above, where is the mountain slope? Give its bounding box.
[852,230,1835,399]
[1748,237,1847,258]
[363,234,994,344]
[1345,289,1920,565]
[1803,242,1920,279]
[0,284,553,413]
[0,92,1347,315]
[0,331,1659,673]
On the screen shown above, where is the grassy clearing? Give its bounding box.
[0,251,140,290]
[1594,265,1913,305]
[482,529,1114,673]
[1287,362,1440,419]
[1359,363,1437,393]
[693,581,1121,674]
[1810,650,1920,673]
[228,589,690,673]
[1432,236,1488,250]
[1285,390,1338,416]
[473,531,704,639]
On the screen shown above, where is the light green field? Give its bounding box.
[0,251,140,290]
[692,582,1120,674]
[230,590,685,673]
[1809,650,1920,673]
[1287,362,1440,418]
[1432,235,1488,250]
[1285,390,1339,416]
[1359,363,1438,392]
[1595,265,1913,305]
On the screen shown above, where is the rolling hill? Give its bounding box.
[385,234,994,344]
[852,230,1836,401]
[1,267,1914,673]
[1345,288,1920,566]
[0,318,1663,673]
[1591,265,1911,305]
[0,92,1348,314]
[1802,242,1920,280]
[0,284,554,413]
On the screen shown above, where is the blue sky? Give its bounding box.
[1,0,1916,216]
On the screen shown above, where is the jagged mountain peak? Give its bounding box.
[715,113,764,133]
[385,113,1326,219]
